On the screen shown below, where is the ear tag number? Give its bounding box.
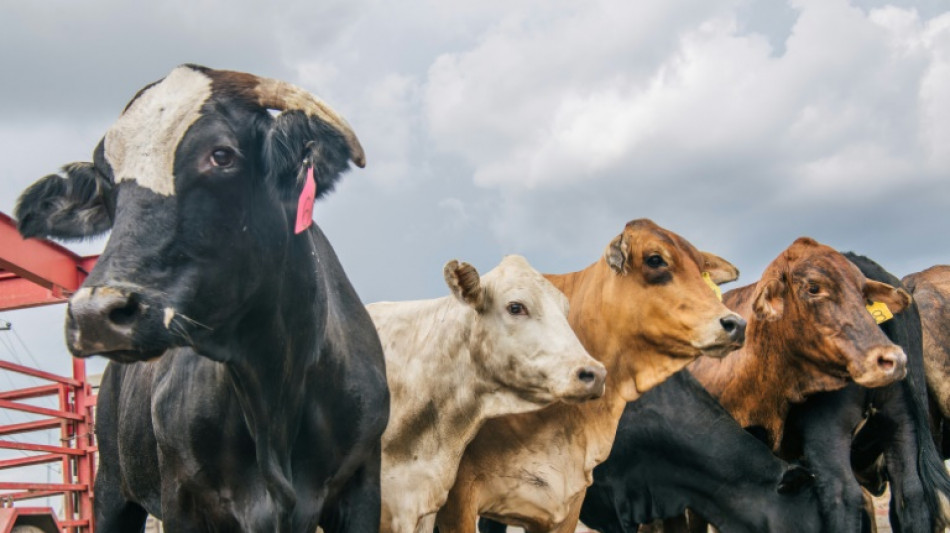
[702,272,723,301]
[294,166,316,235]
[866,301,893,324]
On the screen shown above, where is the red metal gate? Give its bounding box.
[0,212,99,532]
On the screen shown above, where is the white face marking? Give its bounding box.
[104,67,213,197]
[163,307,175,329]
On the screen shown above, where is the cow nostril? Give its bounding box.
[720,316,737,333]
[577,368,596,383]
[877,355,896,372]
[108,293,141,326]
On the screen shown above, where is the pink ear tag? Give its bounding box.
[294,166,317,234]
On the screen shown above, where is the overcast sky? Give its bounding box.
[1,0,949,382]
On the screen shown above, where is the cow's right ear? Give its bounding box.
[753,277,786,321]
[777,464,815,494]
[444,260,485,310]
[15,162,113,241]
[701,251,740,285]
[605,234,629,275]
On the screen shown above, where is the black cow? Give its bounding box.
[475,371,821,533]
[781,253,950,532]
[582,370,821,533]
[15,65,389,533]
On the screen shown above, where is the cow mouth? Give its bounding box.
[72,347,166,363]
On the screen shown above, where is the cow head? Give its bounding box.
[445,256,606,405]
[751,237,908,389]
[15,65,364,363]
[598,219,746,394]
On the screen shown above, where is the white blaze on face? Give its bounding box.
[104,67,213,197]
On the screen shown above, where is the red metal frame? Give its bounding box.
[0,212,98,311]
[1,212,99,532]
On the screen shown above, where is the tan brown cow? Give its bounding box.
[902,265,950,447]
[435,219,746,533]
[690,237,910,450]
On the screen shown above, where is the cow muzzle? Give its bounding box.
[66,286,168,361]
[852,345,908,388]
[561,363,607,403]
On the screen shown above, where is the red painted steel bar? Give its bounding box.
[0,384,61,401]
[0,212,98,532]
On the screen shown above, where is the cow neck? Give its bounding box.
[221,229,325,516]
[544,264,640,463]
[692,286,818,450]
[387,297,504,447]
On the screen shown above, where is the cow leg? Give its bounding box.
[321,448,383,533]
[93,477,148,533]
[797,396,866,532]
[882,413,932,532]
[434,486,478,533]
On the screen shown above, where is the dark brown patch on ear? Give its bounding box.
[605,234,629,274]
[445,260,484,309]
[753,277,786,321]
[865,280,912,315]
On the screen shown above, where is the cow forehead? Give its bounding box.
[485,257,566,307]
[104,67,213,197]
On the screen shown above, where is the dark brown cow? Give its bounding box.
[690,237,909,449]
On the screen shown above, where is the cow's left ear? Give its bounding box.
[15,162,114,241]
[444,260,485,310]
[700,251,740,284]
[265,111,362,202]
[865,280,912,315]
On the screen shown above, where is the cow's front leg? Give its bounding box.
[320,446,383,533]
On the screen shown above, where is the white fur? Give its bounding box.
[104,67,212,197]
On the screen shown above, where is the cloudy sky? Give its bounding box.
[1,0,949,381]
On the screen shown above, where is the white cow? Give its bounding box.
[369,255,606,533]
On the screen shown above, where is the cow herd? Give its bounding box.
[11,65,950,533]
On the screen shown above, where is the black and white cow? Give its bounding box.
[15,64,389,533]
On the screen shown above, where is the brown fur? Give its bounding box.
[903,266,950,423]
[436,219,744,533]
[690,237,910,449]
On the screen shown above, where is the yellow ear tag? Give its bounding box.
[702,272,723,301]
[866,301,893,324]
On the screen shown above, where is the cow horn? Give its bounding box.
[254,77,366,168]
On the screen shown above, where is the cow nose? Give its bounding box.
[574,364,607,398]
[855,346,907,387]
[66,287,143,356]
[720,314,747,344]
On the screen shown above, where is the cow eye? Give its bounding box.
[807,282,821,295]
[645,254,667,269]
[507,302,528,316]
[210,148,235,167]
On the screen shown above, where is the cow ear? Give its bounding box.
[777,464,815,494]
[700,251,740,284]
[264,110,361,202]
[444,260,484,310]
[753,277,785,321]
[605,234,629,274]
[15,162,113,241]
[865,280,912,315]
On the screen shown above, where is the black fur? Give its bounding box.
[15,162,113,240]
[15,66,388,533]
